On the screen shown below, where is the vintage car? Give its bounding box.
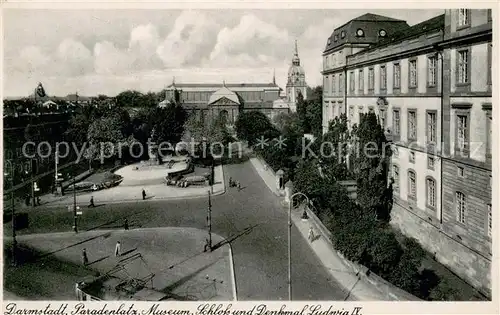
[65,181,101,192]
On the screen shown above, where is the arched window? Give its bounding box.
[408,170,416,200]
[456,191,466,223]
[392,165,399,189]
[219,110,229,125]
[426,177,436,208]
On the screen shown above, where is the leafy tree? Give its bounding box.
[367,229,403,275]
[306,101,323,139]
[235,111,277,146]
[183,111,205,142]
[353,112,392,221]
[115,90,144,107]
[296,92,309,133]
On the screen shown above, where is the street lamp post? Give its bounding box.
[207,190,212,251]
[72,170,78,233]
[288,192,310,301]
[5,160,17,266]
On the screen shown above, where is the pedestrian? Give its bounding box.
[142,189,146,200]
[82,248,89,266]
[229,177,233,187]
[36,196,41,206]
[237,181,241,191]
[124,219,129,230]
[203,238,210,252]
[308,226,315,242]
[89,196,95,208]
[115,241,121,257]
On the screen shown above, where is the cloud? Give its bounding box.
[156,11,220,67]
[56,39,93,76]
[207,14,291,68]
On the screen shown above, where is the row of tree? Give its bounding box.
[235,107,458,300]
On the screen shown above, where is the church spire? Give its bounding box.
[272,69,276,85]
[172,76,176,88]
[292,39,300,66]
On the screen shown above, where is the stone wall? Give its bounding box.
[390,199,491,297]
[304,205,421,301]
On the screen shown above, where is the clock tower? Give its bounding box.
[286,40,307,112]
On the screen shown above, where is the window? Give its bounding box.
[458,9,470,27]
[456,192,466,224]
[457,166,464,177]
[339,73,344,93]
[341,31,346,38]
[486,113,492,159]
[393,109,400,136]
[379,109,386,128]
[393,63,401,88]
[409,151,415,163]
[368,68,374,90]
[426,177,436,208]
[326,56,329,69]
[334,35,338,41]
[393,146,399,157]
[487,204,492,237]
[409,59,418,88]
[349,106,354,120]
[428,56,437,87]
[408,110,417,141]
[457,50,470,84]
[358,106,364,122]
[349,71,355,92]
[393,165,399,188]
[456,114,469,153]
[426,111,437,144]
[428,157,435,170]
[331,75,336,94]
[408,171,416,200]
[380,65,387,90]
[488,43,492,85]
[359,69,364,91]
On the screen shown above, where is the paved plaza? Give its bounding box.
[38,163,225,207]
[6,228,234,301]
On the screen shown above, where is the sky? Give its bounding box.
[3,9,443,97]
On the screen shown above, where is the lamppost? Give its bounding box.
[72,170,78,233]
[288,191,310,301]
[207,190,212,251]
[4,159,17,266]
[26,158,39,207]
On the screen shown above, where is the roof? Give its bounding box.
[352,13,405,23]
[208,86,240,104]
[168,83,279,88]
[272,98,288,109]
[353,14,445,55]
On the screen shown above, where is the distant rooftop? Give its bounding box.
[167,83,280,88]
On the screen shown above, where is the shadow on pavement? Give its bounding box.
[87,255,110,266]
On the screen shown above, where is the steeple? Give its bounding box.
[223,80,226,87]
[292,39,300,66]
[272,69,276,85]
[172,76,176,88]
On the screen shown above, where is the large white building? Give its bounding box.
[321,10,492,297]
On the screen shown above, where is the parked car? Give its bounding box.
[179,175,208,187]
[66,181,100,192]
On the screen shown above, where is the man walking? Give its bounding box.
[82,248,89,266]
[114,241,121,257]
[89,196,95,208]
[124,219,129,230]
[308,226,315,242]
[142,189,146,200]
[203,238,211,252]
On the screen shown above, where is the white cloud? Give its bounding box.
[156,11,220,67]
[93,41,135,75]
[208,14,291,68]
[55,39,93,76]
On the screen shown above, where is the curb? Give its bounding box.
[228,243,238,301]
[249,158,280,196]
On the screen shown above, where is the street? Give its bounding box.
[8,161,347,300]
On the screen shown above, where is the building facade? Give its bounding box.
[159,42,306,127]
[321,9,492,296]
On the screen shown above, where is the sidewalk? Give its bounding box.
[4,227,235,301]
[250,157,405,301]
[249,158,280,196]
[35,165,225,207]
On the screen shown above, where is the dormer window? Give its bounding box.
[328,38,331,45]
[356,29,365,37]
[341,31,346,38]
[334,35,338,41]
[379,29,387,37]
